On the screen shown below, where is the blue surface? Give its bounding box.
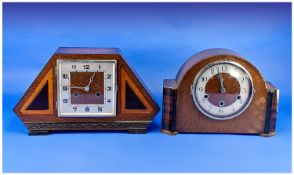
[3,3,292,172]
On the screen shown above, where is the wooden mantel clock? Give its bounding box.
[14,47,159,135]
[161,48,279,136]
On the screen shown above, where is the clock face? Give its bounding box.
[57,60,117,117]
[191,61,254,120]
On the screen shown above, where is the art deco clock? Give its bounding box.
[14,47,159,135]
[161,48,279,136]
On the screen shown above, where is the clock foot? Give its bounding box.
[128,129,147,134]
[28,130,49,136]
[260,132,276,137]
[160,129,178,135]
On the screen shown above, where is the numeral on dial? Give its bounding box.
[83,65,90,69]
[107,86,112,91]
[85,106,90,112]
[201,77,208,82]
[63,74,68,79]
[98,107,102,112]
[107,74,111,79]
[73,107,77,111]
[219,109,224,114]
[243,88,247,93]
[72,65,76,69]
[107,99,111,103]
[241,77,245,83]
[221,66,227,72]
[211,68,214,74]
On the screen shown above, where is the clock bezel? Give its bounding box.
[191,60,255,120]
[56,59,117,117]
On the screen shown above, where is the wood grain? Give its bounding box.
[162,48,277,135]
[70,72,104,104]
[20,68,54,115]
[121,68,153,114]
[14,48,160,134]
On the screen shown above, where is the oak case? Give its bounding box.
[161,48,278,136]
[14,48,159,135]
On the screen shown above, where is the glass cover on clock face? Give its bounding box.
[191,61,254,120]
[57,60,117,117]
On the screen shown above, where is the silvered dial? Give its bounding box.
[57,59,117,117]
[192,61,254,120]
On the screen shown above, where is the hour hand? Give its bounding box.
[217,68,226,94]
[69,85,89,92]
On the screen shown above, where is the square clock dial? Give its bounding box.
[57,60,117,117]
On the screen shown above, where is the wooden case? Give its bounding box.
[14,47,159,135]
[161,48,278,136]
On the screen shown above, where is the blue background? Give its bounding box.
[3,3,292,173]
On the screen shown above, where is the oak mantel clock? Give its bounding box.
[161,48,279,136]
[14,47,159,135]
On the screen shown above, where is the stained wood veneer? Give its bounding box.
[161,48,278,136]
[14,47,159,135]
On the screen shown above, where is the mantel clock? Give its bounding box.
[161,48,279,136]
[14,47,159,135]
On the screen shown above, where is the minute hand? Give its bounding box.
[218,69,226,94]
[85,72,96,90]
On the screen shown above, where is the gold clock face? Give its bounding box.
[57,60,117,117]
[191,61,254,120]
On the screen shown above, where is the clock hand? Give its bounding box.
[61,72,96,92]
[85,72,96,90]
[61,85,88,92]
[217,67,226,94]
[70,86,89,92]
[70,86,86,89]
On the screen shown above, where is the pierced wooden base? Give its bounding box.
[26,122,150,135]
[28,129,148,135]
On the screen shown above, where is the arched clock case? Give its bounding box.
[161,48,278,136]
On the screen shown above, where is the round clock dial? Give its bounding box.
[191,61,254,120]
[57,60,117,117]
